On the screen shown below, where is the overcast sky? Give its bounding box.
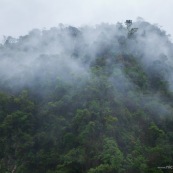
[0,0,172,41]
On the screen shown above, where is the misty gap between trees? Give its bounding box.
[0,18,173,173]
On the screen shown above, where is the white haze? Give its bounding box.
[0,19,173,117]
[0,19,173,91]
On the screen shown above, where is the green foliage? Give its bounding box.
[87,164,111,173]
[0,53,173,173]
[101,138,123,170]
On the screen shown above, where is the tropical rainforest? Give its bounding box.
[0,19,173,173]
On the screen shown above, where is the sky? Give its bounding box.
[0,0,173,41]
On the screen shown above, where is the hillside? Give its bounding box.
[0,19,173,173]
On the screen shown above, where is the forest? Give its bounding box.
[0,19,173,173]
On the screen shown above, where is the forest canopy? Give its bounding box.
[0,19,173,173]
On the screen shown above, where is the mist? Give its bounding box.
[0,18,172,119]
[1,19,173,93]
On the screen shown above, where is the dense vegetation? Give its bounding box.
[0,19,173,173]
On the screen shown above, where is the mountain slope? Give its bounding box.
[0,20,173,173]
